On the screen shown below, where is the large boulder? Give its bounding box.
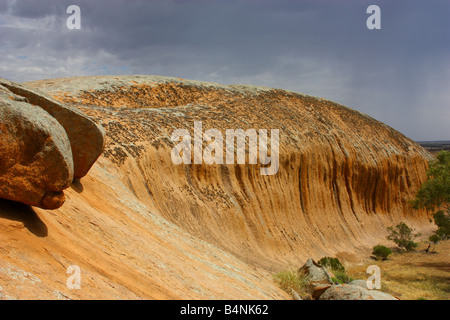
[319,284,398,300]
[348,279,368,289]
[299,259,334,300]
[0,78,105,179]
[0,86,74,209]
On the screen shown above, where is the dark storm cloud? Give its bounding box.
[8,0,64,17]
[0,2,7,12]
[0,0,448,140]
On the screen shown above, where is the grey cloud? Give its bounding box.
[9,0,65,17]
[0,0,448,140]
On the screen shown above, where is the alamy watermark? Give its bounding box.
[66,265,81,289]
[366,265,381,289]
[65,5,380,31]
[66,5,81,30]
[366,5,381,30]
[171,121,279,175]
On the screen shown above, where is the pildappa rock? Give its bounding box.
[24,75,433,271]
[0,86,74,209]
[0,77,105,179]
[0,75,435,299]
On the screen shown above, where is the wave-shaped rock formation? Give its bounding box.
[0,75,433,299]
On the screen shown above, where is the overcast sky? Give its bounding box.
[1,0,449,141]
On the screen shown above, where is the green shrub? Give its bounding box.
[317,257,345,273]
[331,276,342,285]
[429,234,441,244]
[318,257,353,284]
[401,240,418,251]
[333,271,353,284]
[433,211,450,239]
[372,245,392,260]
[387,222,418,251]
[427,234,442,253]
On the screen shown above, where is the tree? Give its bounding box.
[432,210,450,239]
[412,150,450,214]
[372,245,392,260]
[387,222,418,251]
[412,150,450,250]
[426,234,441,253]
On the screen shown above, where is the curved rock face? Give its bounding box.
[0,75,433,299]
[26,75,433,268]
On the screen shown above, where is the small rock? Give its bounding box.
[319,284,398,300]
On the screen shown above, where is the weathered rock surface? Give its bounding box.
[299,258,334,299]
[0,78,105,179]
[0,75,434,299]
[0,85,74,209]
[26,75,433,269]
[319,284,398,300]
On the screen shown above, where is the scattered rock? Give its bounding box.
[0,86,74,209]
[299,258,334,300]
[0,77,105,179]
[298,260,398,300]
[319,284,398,300]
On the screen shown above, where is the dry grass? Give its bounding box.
[273,266,310,298]
[346,239,450,300]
